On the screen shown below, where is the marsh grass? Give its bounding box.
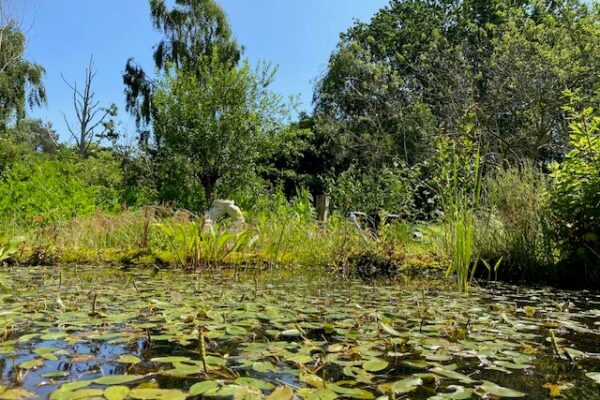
[152,219,258,268]
[478,165,554,280]
[440,140,484,292]
[0,195,375,269]
[0,188,440,276]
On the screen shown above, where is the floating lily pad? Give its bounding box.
[189,381,219,395]
[128,388,187,400]
[266,386,294,400]
[117,354,142,364]
[586,372,600,384]
[93,375,145,385]
[104,386,130,400]
[362,358,388,372]
[475,381,525,398]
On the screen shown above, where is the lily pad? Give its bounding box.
[128,388,187,400]
[104,386,130,400]
[475,381,525,398]
[362,358,388,372]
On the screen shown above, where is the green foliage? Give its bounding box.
[328,163,417,217]
[124,0,241,127]
[0,235,23,263]
[479,165,553,279]
[152,219,256,268]
[337,246,403,280]
[550,92,600,276]
[152,56,292,207]
[435,133,483,292]
[0,19,46,126]
[314,0,600,170]
[1,119,59,153]
[0,149,122,224]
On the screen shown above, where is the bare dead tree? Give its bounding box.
[61,56,117,157]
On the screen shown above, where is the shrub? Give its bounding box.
[328,163,417,217]
[0,149,122,224]
[549,95,600,281]
[479,164,553,280]
[336,246,403,280]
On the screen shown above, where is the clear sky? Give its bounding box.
[10,0,389,142]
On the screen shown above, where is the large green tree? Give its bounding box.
[123,0,241,127]
[0,11,46,128]
[124,0,296,209]
[152,56,290,207]
[313,0,600,171]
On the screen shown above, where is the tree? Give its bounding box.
[123,0,241,127]
[62,57,118,158]
[152,55,291,207]
[0,6,45,128]
[550,91,600,277]
[10,118,59,153]
[314,0,600,169]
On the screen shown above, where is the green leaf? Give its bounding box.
[189,381,219,396]
[18,359,43,370]
[0,388,36,400]
[266,386,294,400]
[361,358,388,372]
[586,372,600,384]
[128,388,187,400]
[234,377,275,390]
[104,386,130,400]
[475,381,525,398]
[117,354,142,364]
[93,375,145,385]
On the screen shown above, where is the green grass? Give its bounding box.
[0,202,443,278]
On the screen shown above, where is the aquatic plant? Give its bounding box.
[0,235,24,264]
[152,218,257,268]
[0,266,599,399]
[436,134,484,292]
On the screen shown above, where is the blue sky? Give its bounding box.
[11,0,389,142]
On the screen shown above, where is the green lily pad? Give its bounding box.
[586,372,600,384]
[104,386,130,400]
[117,354,142,364]
[475,381,525,398]
[0,388,36,400]
[266,386,294,400]
[18,358,43,370]
[235,377,275,390]
[362,358,388,372]
[128,388,187,400]
[189,381,219,395]
[430,367,475,384]
[93,375,145,385]
[297,388,338,400]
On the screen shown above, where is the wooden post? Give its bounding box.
[316,194,330,224]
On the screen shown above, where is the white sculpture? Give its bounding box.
[203,199,245,232]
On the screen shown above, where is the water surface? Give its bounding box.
[0,266,599,399]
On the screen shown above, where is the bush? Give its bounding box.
[328,163,417,217]
[479,164,553,280]
[549,96,600,281]
[0,149,122,224]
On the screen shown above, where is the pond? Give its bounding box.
[0,266,599,400]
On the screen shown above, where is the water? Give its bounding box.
[0,266,599,399]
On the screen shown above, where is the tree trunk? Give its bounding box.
[200,173,218,211]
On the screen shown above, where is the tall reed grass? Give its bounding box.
[440,140,483,292]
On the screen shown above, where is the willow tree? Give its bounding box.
[123,0,241,127]
[0,9,46,128]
